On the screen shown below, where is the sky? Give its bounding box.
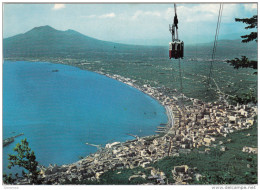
[3,2,258,45]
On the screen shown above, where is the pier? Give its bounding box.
[3,133,24,147]
[126,133,139,140]
[85,142,102,150]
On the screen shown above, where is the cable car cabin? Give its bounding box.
[169,41,184,59]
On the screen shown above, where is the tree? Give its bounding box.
[3,173,17,184]
[6,138,41,184]
[235,15,257,43]
[227,15,257,74]
[229,88,257,104]
[227,56,257,74]
[226,15,257,104]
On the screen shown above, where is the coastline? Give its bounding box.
[41,64,257,184]
[3,59,258,184]
[97,72,176,131]
[40,62,257,184]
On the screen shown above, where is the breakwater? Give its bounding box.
[3,133,24,147]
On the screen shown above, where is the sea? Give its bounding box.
[3,61,167,174]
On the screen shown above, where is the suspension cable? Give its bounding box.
[207,4,223,87]
[215,4,223,51]
[178,59,183,100]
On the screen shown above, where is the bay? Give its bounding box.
[3,61,167,174]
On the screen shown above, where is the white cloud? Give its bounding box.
[167,4,220,22]
[99,13,115,19]
[82,13,116,19]
[165,4,240,23]
[221,4,241,22]
[244,4,257,11]
[132,10,161,20]
[52,4,66,10]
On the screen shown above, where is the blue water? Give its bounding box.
[3,61,167,174]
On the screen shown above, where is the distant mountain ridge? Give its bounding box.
[3,25,134,58]
[3,25,257,59]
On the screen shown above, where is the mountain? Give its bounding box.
[3,25,257,60]
[3,25,137,58]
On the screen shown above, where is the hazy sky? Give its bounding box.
[3,3,257,45]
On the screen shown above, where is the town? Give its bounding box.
[32,74,257,185]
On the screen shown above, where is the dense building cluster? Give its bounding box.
[107,74,257,149]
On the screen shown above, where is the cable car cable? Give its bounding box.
[168,3,186,122]
[215,4,223,50]
[207,4,223,87]
[178,59,183,101]
[172,4,184,107]
[208,5,222,86]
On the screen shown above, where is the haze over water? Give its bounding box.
[3,61,167,174]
